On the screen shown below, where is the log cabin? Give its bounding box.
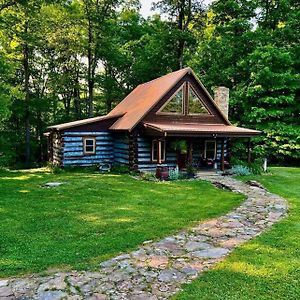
[45,67,260,172]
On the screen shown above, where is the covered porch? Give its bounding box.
[142,122,260,172]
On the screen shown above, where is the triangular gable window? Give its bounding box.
[160,86,184,114]
[188,86,210,115]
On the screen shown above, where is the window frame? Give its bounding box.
[151,139,166,163]
[157,84,185,115]
[83,137,96,155]
[204,140,216,160]
[187,83,211,116]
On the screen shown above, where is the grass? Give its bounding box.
[0,168,243,278]
[174,167,300,300]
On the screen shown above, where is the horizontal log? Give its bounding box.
[64,141,83,145]
[96,141,114,146]
[64,152,83,157]
[114,158,129,164]
[64,147,83,152]
[63,137,83,142]
[63,159,113,165]
[137,142,150,147]
[114,137,129,143]
[114,155,129,160]
[114,143,129,150]
[137,152,151,158]
[64,131,111,136]
[64,154,113,160]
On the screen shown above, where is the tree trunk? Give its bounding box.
[23,22,30,165]
[87,17,94,117]
[74,64,81,118]
[177,1,185,69]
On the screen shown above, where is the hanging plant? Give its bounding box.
[171,140,188,154]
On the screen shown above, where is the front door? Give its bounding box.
[177,152,187,169]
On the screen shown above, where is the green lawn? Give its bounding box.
[0,168,243,278]
[174,167,300,300]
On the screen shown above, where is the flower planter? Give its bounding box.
[156,166,169,180]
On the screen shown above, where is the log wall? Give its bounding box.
[62,131,113,167]
[113,133,130,166]
[136,135,177,172]
[52,132,63,166]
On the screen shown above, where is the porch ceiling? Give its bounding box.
[143,122,261,138]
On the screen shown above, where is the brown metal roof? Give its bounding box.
[47,67,259,135]
[47,114,123,131]
[144,122,261,137]
[108,68,193,131]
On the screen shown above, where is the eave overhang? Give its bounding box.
[143,122,261,138]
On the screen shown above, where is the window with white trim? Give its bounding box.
[152,139,166,163]
[84,138,96,155]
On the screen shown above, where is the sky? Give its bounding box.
[140,0,214,18]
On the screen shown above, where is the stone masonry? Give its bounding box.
[214,86,229,118]
[0,176,288,300]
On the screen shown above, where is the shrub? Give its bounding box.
[247,161,263,175]
[169,166,180,181]
[186,163,196,176]
[48,164,64,174]
[231,165,251,176]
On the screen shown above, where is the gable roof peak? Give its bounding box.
[108,67,197,131]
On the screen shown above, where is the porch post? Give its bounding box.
[188,140,193,164]
[247,138,251,163]
[221,138,225,171]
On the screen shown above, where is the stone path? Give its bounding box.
[0,176,288,300]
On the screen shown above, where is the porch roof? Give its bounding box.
[143,122,261,137]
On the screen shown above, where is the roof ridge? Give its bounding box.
[139,67,190,87]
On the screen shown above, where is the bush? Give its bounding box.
[231,165,251,176]
[230,158,263,175]
[169,166,180,181]
[48,163,64,174]
[248,161,263,175]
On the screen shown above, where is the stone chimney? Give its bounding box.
[214,86,229,119]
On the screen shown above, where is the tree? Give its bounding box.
[81,0,120,117]
[154,0,205,68]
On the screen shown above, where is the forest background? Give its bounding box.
[0,0,299,167]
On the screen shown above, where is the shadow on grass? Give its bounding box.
[0,168,244,278]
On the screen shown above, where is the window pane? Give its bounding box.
[152,140,158,161]
[85,139,95,153]
[86,140,94,146]
[205,141,216,159]
[188,87,210,114]
[161,87,183,113]
[86,146,94,152]
[161,141,166,161]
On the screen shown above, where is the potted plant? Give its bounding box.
[171,140,188,154]
[186,163,196,178]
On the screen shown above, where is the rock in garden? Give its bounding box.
[44,182,64,188]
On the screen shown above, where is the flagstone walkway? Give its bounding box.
[0,176,288,300]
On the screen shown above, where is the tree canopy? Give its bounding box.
[0,0,299,166]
